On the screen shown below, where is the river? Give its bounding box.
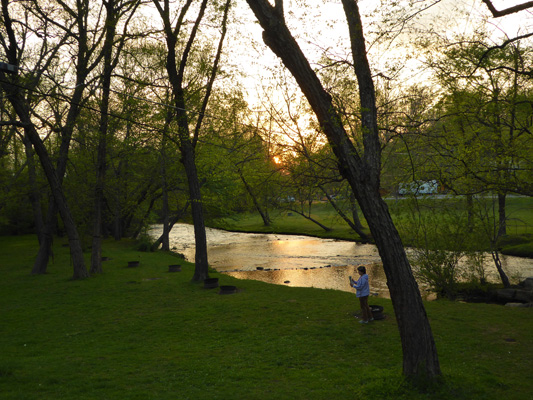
[149,224,533,299]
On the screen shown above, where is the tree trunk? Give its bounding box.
[491,250,511,288]
[239,171,271,226]
[1,0,91,275]
[466,194,474,233]
[161,181,171,251]
[22,134,45,245]
[159,107,173,251]
[113,158,125,241]
[321,184,368,240]
[3,87,88,279]
[0,0,87,278]
[91,0,117,274]
[91,97,109,273]
[353,185,441,377]
[497,193,507,237]
[150,201,190,252]
[349,192,368,240]
[151,215,178,252]
[154,0,230,282]
[288,206,332,231]
[131,193,160,239]
[181,143,209,281]
[31,200,57,274]
[245,0,441,379]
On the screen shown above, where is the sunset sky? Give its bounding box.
[229,0,532,109]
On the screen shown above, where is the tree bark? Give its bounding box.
[21,133,45,245]
[287,206,332,231]
[466,194,474,232]
[497,193,507,237]
[491,250,511,288]
[481,0,533,17]
[348,191,368,240]
[321,184,368,240]
[239,171,271,226]
[2,85,89,279]
[245,0,441,379]
[159,106,174,251]
[150,201,190,252]
[181,143,209,281]
[91,0,117,274]
[161,174,171,251]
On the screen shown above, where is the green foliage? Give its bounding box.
[412,32,533,198]
[391,198,479,299]
[135,229,154,252]
[1,235,532,399]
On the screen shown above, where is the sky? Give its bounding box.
[229,0,533,110]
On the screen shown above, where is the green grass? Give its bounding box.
[1,235,533,399]
[214,196,533,256]
[215,206,369,241]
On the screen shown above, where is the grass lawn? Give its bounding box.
[1,235,532,399]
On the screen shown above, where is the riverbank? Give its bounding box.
[1,235,532,399]
[150,223,531,303]
[211,198,533,258]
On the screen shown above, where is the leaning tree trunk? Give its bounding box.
[151,201,190,252]
[491,250,511,288]
[321,184,368,241]
[354,184,441,377]
[245,0,441,380]
[349,192,368,240]
[4,89,88,279]
[239,171,271,226]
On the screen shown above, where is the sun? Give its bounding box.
[273,156,282,164]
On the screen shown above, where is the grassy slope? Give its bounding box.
[1,235,532,399]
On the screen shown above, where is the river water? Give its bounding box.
[149,224,533,299]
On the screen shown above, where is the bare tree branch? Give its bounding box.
[481,0,533,17]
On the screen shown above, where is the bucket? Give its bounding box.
[219,285,237,295]
[204,278,219,289]
[370,305,384,320]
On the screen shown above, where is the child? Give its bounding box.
[350,266,373,324]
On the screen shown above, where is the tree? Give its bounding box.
[152,0,231,281]
[417,32,533,236]
[0,0,90,279]
[245,0,441,379]
[91,0,141,274]
[208,108,279,226]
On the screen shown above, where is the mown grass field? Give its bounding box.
[1,235,532,399]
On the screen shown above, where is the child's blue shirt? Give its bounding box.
[352,274,370,297]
